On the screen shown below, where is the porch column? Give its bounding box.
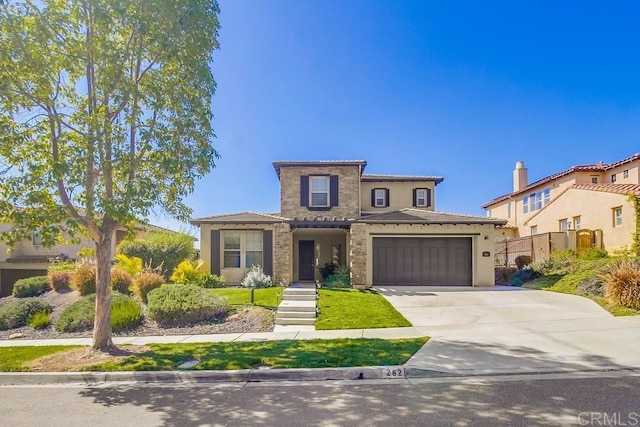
[273,223,292,285]
[349,223,368,286]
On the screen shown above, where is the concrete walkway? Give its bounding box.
[0,326,425,347]
[376,285,640,376]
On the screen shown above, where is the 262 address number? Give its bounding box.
[383,367,405,378]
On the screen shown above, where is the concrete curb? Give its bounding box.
[0,366,402,386]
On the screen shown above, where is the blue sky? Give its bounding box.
[155,0,640,233]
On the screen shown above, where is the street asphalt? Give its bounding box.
[1,285,639,385]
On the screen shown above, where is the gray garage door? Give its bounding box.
[372,237,472,286]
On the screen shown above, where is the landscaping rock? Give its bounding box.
[8,333,24,339]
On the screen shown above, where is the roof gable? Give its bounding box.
[358,208,506,225]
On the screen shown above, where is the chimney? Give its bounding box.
[513,161,528,192]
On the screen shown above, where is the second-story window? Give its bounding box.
[612,174,617,183]
[310,176,330,207]
[415,189,428,207]
[624,170,629,179]
[374,189,387,207]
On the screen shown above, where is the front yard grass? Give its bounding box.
[209,287,282,309]
[315,288,411,330]
[0,345,79,371]
[82,337,428,371]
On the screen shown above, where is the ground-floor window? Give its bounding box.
[223,231,263,269]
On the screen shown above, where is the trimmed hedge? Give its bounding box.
[48,271,72,291]
[12,276,49,298]
[111,268,133,295]
[132,271,164,303]
[147,284,229,327]
[0,298,53,330]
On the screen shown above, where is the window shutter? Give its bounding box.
[385,188,390,207]
[371,189,376,207]
[262,230,273,276]
[330,175,339,207]
[412,189,417,207]
[210,230,220,275]
[426,188,432,207]
[300,175,309,207]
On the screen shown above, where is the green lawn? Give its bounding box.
[316,288,411,330]
[82,338,428,371]
[0,346,79,371]
[209,287,283,309]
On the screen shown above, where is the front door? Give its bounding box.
[299,240,315,281]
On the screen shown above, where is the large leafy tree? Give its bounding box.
[0,0,220,351]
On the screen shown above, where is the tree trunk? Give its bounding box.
[92,231,116,352]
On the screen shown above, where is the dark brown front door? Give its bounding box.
[372,237,472,286]
[299,240,315,281]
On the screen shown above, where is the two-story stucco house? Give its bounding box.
[482,152,640,252]
[191,160,505,287]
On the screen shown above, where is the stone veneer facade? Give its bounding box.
[349,223,368,286]
[279,165,362,219]
[272,222,292,284]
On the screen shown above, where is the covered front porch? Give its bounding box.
[290,226,350,283]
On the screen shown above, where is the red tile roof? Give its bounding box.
[571,183,640,196]
[482,152,640,208]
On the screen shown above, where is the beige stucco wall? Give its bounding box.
[362,223,499,286]
[607,160,639,184]
[279,165,361,218]
[360,181,437,213]
[523,189,635,251]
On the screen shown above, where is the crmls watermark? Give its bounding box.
[578,412,640,426]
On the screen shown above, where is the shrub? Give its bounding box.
[12,276,49,298]
[111,268,133,294]
[54,295,95,332]
[507,268,541,287]
[28,310,51,330]
[241,265,272,288]
[117,230,195,279]
[325,264,351,288]
[530,249,577,275]
[577,277,605,297]
[598,258,640,309]
[514,255,532,270]
[191,273,225,288]
[48,271,72,291]
[500,267,518,283]
[318,263,337,280]
[132,271,164,303]
[70,264,96,295]
[0,298,52,330]
[170,259,205,284]
[147,284,229,327]
[115,254,143,277]
[48,260,77,273]
[578,247,609,260]
[111,294,143,333]
[55,293,143,333]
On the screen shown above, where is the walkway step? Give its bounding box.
[275,317,316,326]
[282,294,317,301]
[277,300,316,312]
[284,288,317,296]
[276,311,316,319]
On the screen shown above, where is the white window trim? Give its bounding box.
[573,216,581,230]
[222,231,263,269]
[374,188,386,207]
[416,189,428,207]
[623,170,629,179]
[309,176,330,207]
[559,219,569,232]
[613,207,623,227]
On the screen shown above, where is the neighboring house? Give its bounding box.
[0,223,166,296]
[191,160,505,287]
[482,152,640,252]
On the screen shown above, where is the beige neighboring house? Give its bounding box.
[0,223,164,296]
[191,160,505,287]
[482,152,640,252]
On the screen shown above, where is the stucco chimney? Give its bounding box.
[513,161,528,192]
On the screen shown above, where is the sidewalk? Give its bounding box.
[0,326,426,347]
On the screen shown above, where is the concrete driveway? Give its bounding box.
[375,285,640,375]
